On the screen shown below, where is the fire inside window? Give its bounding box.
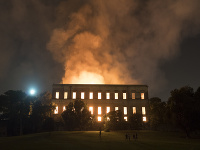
[106,92,110,99]
[98,107,101,115]
[63,106,66,111]
[132,93,135,99]
[98,92,101,99]
[81,92,84,99]
[123,93,126,99]
[115,107,118,111]
[98,116,101,121]
[54,106,58,114]
[124,107,127,115]
[106,107,110,113]
[124,116,128,121]
[89,92,93,99]
[143,116,146,122]
[64,92,68,99]
[107,117,110,121]
[56,92,59,99]
[73,92,76,99]
[133,107,136,114]
[141,93,144,99]
[89,107,93,114]
[142,107,146,115]
[115,93,118,99]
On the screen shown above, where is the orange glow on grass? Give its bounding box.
[70,71,105,84]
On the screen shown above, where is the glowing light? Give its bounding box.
[81,92,84,99]
[64,92,68,99]
[143,116,146,122]
[98,92,101,99]
[142,107,146,115]
[73,92,76,99]
[132,93,135,99]
[107,117,110,121]
[133,107,136,114]
[124,116,128,121]
[54,106,58,114]
[29,89,36,95]
[89,107,93,114]
[98,107,101,115]
[56,92,59,99]
[106,107,110,113]
[141,93,144,99]
[124,107,127,115]
[63,106,66,111]
[98,116,101,121]
[89,92,93,99]
[123,93,126,99]
[70,71,105,84]
[115,93,118,99]
[115,107,118,111]
[106,92,110,99]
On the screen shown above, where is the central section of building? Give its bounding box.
[52,84,149,122]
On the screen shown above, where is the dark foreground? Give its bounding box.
[0,131,200,150]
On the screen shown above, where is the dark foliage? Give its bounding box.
[149,97,166,130]
[61,100,91,130]
[166,86,200,137]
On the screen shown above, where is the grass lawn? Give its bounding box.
[0,130,200,150]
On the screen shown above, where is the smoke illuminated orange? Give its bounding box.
[64,71,105,84]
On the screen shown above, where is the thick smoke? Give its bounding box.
[1,0,200,96]
[0,0,64,93]
[47,0,200,95]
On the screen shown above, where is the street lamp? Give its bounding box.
[29,89,36,96]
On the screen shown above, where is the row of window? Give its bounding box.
[97,116,147,122]
[55,92,145,100]
[54,106,146,116]
[54,105,146,122]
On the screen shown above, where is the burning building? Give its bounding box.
[52,84,149,122]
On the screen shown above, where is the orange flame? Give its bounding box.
[64,71,105,84]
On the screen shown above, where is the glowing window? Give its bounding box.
[123,93,126,99]
[89,92,93,99]
[73,92,76,99]
[56,92,59,99]
[107,117,110,121]
[54,106,58,114]
[98,116,101,121]
[124,107,127,115]
[98,92,101,99]
[63,106,66,111]
[143,116,146,122]
[106,92,110,99]
[106,107,110,113]
[124,116,128,121]
[115,107,118,111]
[132,93,135,99]
[133,107,136,114]
[115,93,118,99]
[98,107,101,115]
[141,93,144,99]
[64,92,68,99]
[142,107,146,115]
[89,107,93,114]
[81,92,84,99]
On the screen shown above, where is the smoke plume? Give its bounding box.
[46,0,200,95]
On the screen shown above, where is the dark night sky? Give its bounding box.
[0,0,200,101]
[160,34,200,100]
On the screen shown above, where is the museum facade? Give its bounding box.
[52,84,149,122]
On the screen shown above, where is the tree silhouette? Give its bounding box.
[61,100,91,130]
[167,86,200,137]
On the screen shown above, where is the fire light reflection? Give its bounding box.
[69,71,105,84]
